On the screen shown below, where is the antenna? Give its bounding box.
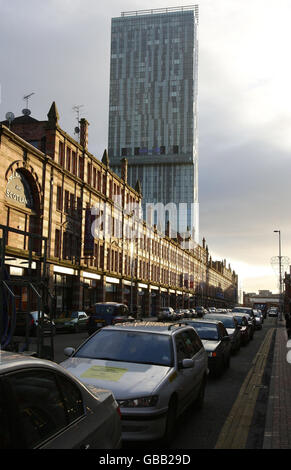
[22,92,35,116]
[72,104,84,141]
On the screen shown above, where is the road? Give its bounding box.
[52,317,276,449]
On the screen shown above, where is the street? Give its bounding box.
[52,317,277,449]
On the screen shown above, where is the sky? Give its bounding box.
[0,0,290,295]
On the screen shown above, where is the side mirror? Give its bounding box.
[64,347,75,357]
[180,358,195,369]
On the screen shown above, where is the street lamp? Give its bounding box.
[274,230,283,320]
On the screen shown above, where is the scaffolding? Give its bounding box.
[0,225,54,360]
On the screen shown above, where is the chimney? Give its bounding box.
[121,158,128,182]
[79,118,89,149]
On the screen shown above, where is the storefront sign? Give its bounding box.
[5,171,34,208]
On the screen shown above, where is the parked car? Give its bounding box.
[268,307,278,317]
[157,307,176,322]
[182,309,192,318]
[185,319,232,377]
[232,308,255,339]
[174,309,185,320]
[54,311,88,333]
[252,309,263,330]
[188,308,197,318]
[13,311,56,337]
[195,306,207,318]
[61,321,208,444]
[0,350,121,449]
[204,313,241,354]
[231,314,250,346]
[86,303,133,335]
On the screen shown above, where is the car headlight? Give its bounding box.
[117,395,159,408]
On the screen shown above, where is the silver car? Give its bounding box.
[0,351,121,449]
[61,322,208,443]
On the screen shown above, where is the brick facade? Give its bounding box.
[0,103,238,316]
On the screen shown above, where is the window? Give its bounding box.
[87,162,92,185]
[182,330,203,355]
[6,369,68,448]
[160,146,165,155]
[58,142,65,166]
[64,190,69,213]
[72,151,77,175]
[66,147,71,172]
[134,147,140,156]
[56,185,63,211]
[56,375,84,424]
[54,229,61,258]
[121,147,127,156]
[173,145,179,154]
[79,156,84,180]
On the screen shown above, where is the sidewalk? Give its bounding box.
[263,319,291,449]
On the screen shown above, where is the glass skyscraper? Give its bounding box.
[108,6,199,242]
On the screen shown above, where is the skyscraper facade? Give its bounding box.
[108,6,199,242]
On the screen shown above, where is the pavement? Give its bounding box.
[263,317,291,449]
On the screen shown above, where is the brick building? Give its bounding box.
[0,103,238,317]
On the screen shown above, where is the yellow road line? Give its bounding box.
[215,328,275,449]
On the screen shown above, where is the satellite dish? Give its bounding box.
[74,127,80,134]
[5,112,15,123]
[22,108,31,116]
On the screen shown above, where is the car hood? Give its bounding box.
[201,339,221,352]
[61,357,171,399]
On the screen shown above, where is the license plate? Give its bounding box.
[95,321,104,327]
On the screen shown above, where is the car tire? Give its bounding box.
[163,397,177,445]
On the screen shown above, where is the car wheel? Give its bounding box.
[163,397,177,445]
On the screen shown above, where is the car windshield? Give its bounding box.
[31,312,49,320]
[233,316,245,325]
[232,308,251,314]
[74,329,174,367]
[188,322,219,340]
[205,316,235,328]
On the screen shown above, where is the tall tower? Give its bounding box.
[108,5,199,242]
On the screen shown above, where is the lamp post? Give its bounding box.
[130,240,134,317]
[274,230,283,320]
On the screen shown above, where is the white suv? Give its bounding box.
[61,321,208,443]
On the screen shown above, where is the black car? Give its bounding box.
[231,314,251,346]
[13,311,56,337]
[204,314,241,354]
[186,319,232,377]
[87,302,134,336]
[195,306,207,318]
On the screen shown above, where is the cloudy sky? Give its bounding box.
[1,0,290,295]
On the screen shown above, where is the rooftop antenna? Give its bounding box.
[72,104,84,141]
[22,92,35,116]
